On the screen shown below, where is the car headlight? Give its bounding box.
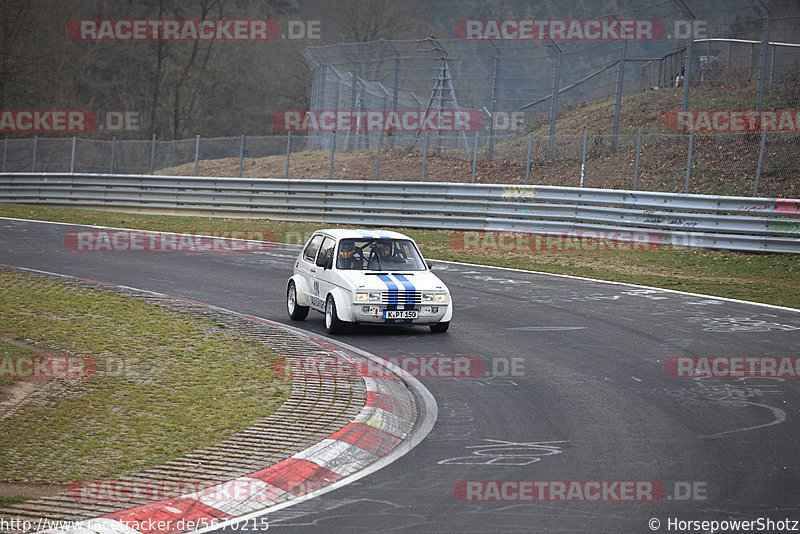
[422,293,434,302]
[356,292,381,303]
[434,293,448,303]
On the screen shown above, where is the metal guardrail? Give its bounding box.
[1,173,799,253]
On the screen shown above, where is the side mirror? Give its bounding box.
[426,261,433,270]
[316,253,328,269]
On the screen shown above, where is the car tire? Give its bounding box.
[287,281,309,320]
[430,321,449,333]
[325,295,345,334]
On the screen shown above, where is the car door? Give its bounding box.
[298,234,324,311]
[313,236,337,308]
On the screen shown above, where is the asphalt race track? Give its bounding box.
[2,218,800,533]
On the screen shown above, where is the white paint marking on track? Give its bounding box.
[506,326,587,331]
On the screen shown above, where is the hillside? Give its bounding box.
[161,87,800,199]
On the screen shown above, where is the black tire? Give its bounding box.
[325,295,345,334]
[287,281,309,320]
[430,321,450,333]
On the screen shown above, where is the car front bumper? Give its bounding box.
[352,304,448,325]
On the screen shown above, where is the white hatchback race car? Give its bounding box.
[287,229,452,334]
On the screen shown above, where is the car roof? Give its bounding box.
[314,228,414,241]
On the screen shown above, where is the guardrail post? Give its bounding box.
[525,131,533,185]
[32,135,38,172]
[580,129,588,188]
[70,136,76,173]
[633,126,643,190]
[110,135,116,174]
[685,127,694,194]
[754,128,767,196]
[193,133,200,177]
[3,137,8,172]
[375,130,382,180]
[421,131,429,182]
[149,133,156,175]
[329,131,336,180]
[285,132,291,180]
[238,132,245,178]
[471,131,479,183]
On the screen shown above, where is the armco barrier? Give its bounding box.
[1,173,799,253]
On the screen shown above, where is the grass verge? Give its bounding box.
[0,269,290,484]
[1,203,798,309]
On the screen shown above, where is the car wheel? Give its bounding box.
[287,281,309,320]
[325,295,345,334]
[430,321,449,333]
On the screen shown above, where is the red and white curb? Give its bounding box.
[1,264,435,534]
[40,341,424,534]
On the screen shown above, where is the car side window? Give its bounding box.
[302,235,323,263]
[316,237,336,267]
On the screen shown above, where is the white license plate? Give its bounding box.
[383,310,418,319]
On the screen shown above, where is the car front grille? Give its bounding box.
[381,290,421,305]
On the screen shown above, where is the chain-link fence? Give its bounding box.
[299,3,800,152]
[3,130,799,198]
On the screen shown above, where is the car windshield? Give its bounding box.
[336,238,426,271]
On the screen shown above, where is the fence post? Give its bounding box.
[525,131,533,185]
[488,44,501,161]
[421,131,429,182]
[110,135,116,174]
[754,128,767,196]
[580,129,588,188]
[611,32,628,149]
[238,132,245,178]
[681,36,694,113]
[754,0,771,114]
[375,131,382,180]
[547,42,562,159]
[471,131,479,183]
[149,133,156,175]
[685,127,694,194]
[285,132,291,180]
[633,126,643,190]
[2,137,7,172]
[32,135,38,172]
[193,133,200,176]
[70,136,76,173]
[329,131,335,180]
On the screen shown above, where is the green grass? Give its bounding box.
[0,495,29,506]
[1,203,799,309]
[0,341,38,386]
[0,269,290,483]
